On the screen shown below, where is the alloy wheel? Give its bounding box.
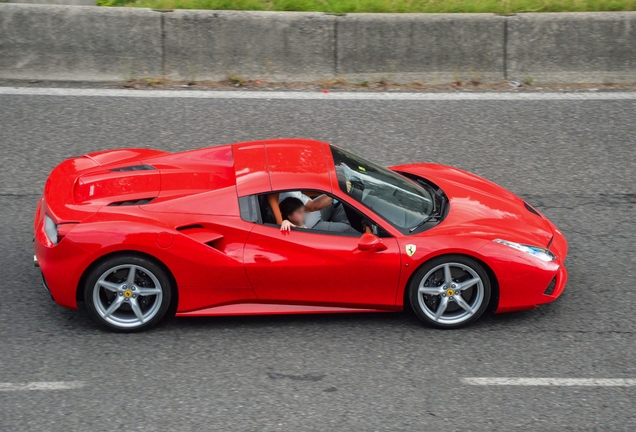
[416,262,485,326]
[92,264,164,329]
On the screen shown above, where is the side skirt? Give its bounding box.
[176,303,400,317]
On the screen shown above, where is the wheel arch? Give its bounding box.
[76,250,179,311]
[402,252,500,312]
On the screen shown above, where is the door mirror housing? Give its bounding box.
[358,232,388,251]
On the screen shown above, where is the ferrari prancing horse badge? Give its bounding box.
[405,244,416,257]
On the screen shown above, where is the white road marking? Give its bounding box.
[462,378,636,387]
[1,87,636,101]
[0,381,85,392]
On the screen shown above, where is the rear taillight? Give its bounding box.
[56,223,77,244]
[44,215,58,244]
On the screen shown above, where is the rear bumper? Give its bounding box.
[40,270,54,299]
[34,217,90,310]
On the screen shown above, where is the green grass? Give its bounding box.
[97,0,636,14]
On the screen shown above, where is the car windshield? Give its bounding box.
[330,146,434,231]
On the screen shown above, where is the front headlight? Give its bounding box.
[494,239,556,262]
[44,215,58,245]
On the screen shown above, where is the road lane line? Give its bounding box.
[462,378,636,387]
[1,87,636,101]
[0,381,85,391]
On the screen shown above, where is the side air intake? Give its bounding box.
[108,198,155,206]
[543,277,557,296]
[110,165,156,172]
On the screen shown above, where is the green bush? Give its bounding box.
[96,0,131,6]
[98,0,636,13]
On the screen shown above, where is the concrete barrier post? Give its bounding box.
[163,11,336,82]
[0,4,162,81]
[335,13,506,83]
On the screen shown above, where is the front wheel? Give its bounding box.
[409,255,491,329]
[84,255,172,332]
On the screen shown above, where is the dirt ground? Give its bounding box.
[3,78,636,92]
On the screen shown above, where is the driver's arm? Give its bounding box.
[304,194,333,212]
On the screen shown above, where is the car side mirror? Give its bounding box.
[358,232,388,252]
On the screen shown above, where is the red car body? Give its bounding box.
[34,139,567,320]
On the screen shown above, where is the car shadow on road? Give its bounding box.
[165,308,539,334]
[50,299,542,335]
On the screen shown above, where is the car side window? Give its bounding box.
[238,196,261,224]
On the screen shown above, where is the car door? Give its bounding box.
[243,219,402,308]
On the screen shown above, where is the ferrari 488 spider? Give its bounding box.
[34,139,567,331]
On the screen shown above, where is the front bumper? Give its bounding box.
[488,222,568,313]
[533,221,568,305]
[535,265,568,306]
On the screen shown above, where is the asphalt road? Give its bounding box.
[1,89,636,431]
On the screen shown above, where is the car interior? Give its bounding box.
[254,191,390,238]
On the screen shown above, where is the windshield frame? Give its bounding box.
[329,145,437,235]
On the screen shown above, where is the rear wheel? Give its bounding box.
[84,255,172,332]
[409,255,491,329]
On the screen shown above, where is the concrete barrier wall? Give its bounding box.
[7,0,96,5]
[506,12,636,83]
[0,4,635,83]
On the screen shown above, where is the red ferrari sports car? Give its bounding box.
[34,139,567,332]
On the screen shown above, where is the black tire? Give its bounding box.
[408,255,491,329]
[84,255,173,332]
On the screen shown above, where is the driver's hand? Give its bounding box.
[280,220,296,232]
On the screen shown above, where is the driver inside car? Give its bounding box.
[278,191,358,234]
[279,197,307,231]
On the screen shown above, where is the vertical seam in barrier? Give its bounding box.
[334,16,339,76]
[503,17,508,80]
[161,13,166,77]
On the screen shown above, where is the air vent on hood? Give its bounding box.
[110,164,156,172]
[524,201,542,217]
[108,198,155,206]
